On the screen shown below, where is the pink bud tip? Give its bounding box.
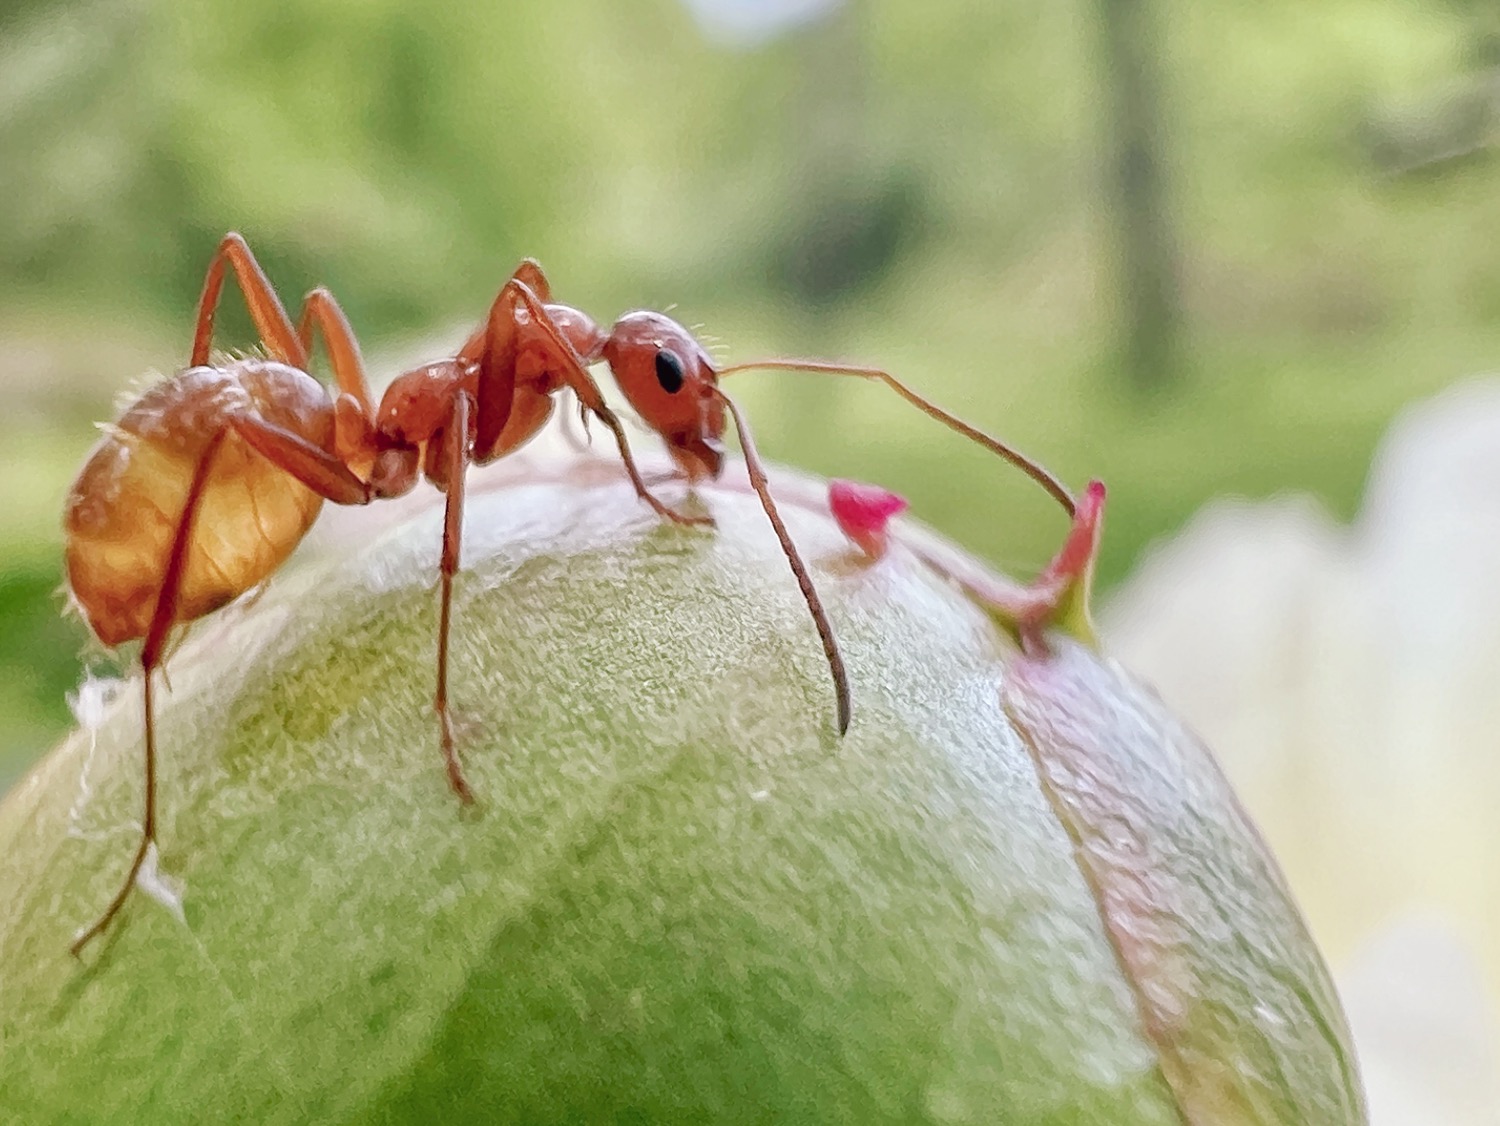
[829,479,909,558]
[1079,479,1106,520]
[1046,479,1107,583]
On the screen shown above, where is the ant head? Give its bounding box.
[602,311,725,480]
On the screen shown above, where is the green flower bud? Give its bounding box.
[0,453,1365,1124]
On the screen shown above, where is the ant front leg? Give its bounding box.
[710,387,851,735]
[594,405,714,528]
[472,280,710,528]
[456,259,559,456]
[511,258,553,303]
[190,233,307,370]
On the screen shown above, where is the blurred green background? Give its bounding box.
[2,0,1498,791]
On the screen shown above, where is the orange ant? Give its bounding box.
[63,232,1074,954]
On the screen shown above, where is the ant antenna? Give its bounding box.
[716,360,1076,517]
[709,385,851,735]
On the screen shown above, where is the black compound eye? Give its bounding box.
[654,349,686,394]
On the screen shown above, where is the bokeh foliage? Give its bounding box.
[2,0,1499,784]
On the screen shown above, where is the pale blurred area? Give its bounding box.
[1106,380,1500,1124]
[2,0,1500,1117]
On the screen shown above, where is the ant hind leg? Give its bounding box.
[190,233,307,370]
[296,287,376,418]
[71,433,229,956]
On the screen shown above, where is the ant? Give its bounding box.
[63,232,1075,954]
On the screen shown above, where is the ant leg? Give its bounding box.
[454,259,561,457]
[709,386,851,736]
[227,417,491,795]
[716,359,1076,517]
[455,257,559,370]
[296,287,376,417]
[479,280,709,528]
[467,285,518,460]
[190,233,307,370]
[592,405,714,528]
[294,287,381,474]
[511,258,553,304]
[72,432,229,956]
[430,391,476,804]
[226,416,373,506]
[556,389,592,454]
[333,395,381,479]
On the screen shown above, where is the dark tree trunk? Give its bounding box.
[1096,0,1180,394]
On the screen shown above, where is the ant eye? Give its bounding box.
[654,349,686,394]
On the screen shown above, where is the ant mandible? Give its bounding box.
[63,232,1074,954]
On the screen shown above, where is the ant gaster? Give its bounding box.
[63,233,1074,954]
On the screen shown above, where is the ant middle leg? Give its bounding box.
[228,412,478,802]
[428,391,476,804]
